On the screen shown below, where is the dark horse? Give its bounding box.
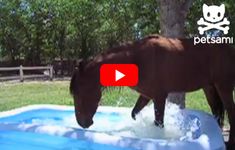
[70,35,235,148]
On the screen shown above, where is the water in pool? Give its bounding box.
[0,103,193,139]
[0,103,224,150]
[0,130,133,150]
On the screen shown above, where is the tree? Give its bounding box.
[0,0,234,67]
[157,0,193,108]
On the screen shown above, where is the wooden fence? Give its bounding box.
[0,65,53,82]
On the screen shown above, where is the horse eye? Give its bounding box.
[207,12,210,17]
[218,12,221,17]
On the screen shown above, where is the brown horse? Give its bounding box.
[70,35,235,148]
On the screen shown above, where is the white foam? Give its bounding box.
[0,104,225,150]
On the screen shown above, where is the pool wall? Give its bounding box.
[0,105,226,150]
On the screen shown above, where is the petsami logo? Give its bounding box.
[197,4,230,35]
[100,64,138,86]
[194,4,233,45]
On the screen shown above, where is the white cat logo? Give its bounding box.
[197,4,230,35]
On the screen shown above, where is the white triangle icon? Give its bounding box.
[115,70,125,81]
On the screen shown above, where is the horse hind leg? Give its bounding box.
[131,95,151,120]
[203,85,225,128]
[215,83,235,149]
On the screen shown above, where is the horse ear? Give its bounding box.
[78,59,87,72]
[78,56,94,71]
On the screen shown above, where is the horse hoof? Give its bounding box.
[131,111,136,120]
[154,120,164,128]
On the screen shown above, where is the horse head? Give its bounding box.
[70,60,101,128]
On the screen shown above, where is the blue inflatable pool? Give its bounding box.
[0,105,225,150]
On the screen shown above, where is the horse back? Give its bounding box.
[134,37,235,93]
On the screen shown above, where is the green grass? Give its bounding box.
[186,90,211,113]
[0,81,211,113]
[0,81,73,111]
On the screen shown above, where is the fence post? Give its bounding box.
[19,65,24,82]
[49,66,53,81]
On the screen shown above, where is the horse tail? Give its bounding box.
[70,70,79,97]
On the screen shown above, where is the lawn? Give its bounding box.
[0,81,210,113]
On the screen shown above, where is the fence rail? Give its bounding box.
[0,67,20,71]
[0,65,53,82]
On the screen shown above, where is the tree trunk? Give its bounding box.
[157,0,193,108]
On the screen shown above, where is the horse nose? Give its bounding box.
[76,115,93,128]
[78,119,93,128]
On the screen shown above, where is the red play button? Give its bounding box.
[100,64,138,86]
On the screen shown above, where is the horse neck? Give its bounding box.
[84,47,135,87]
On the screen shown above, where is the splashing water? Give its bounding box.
[19,102,201,141]
[99,102,186,140]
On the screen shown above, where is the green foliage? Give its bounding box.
[0,0,159,63]
[0,0,234,63]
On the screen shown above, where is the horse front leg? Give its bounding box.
[153,93,167,127]
[131,95,151,120]
[215,83,235,149]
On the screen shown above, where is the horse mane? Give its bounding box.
[102,34,161,54]
[70,34,163,96]
[70,70,79,96]
[88,35,161,63]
